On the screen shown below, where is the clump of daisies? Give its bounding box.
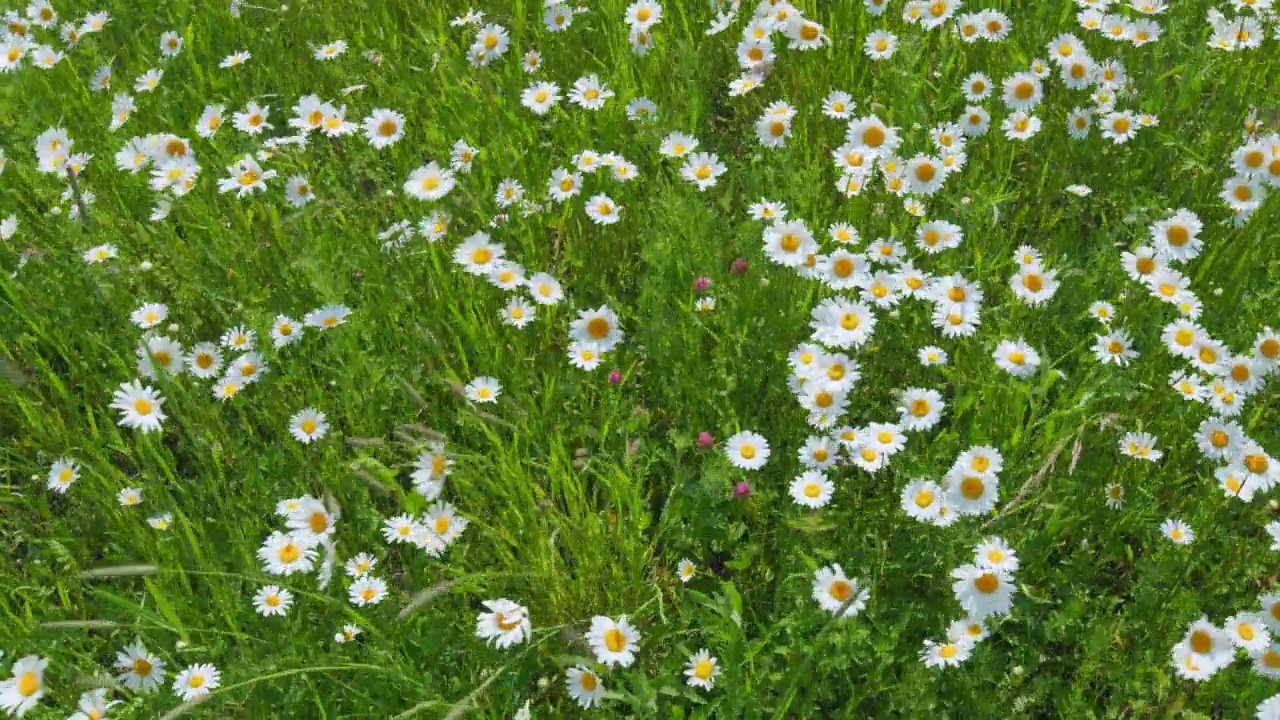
[567,305,624,371]
[924,536,1019,669]
[901,445,1005,528]
[382,497,469,557]
[1169,605,1280,683]
[258,495,340,594]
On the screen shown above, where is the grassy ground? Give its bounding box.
[2,0,1280,717]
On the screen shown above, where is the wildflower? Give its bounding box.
[475,599,531,648]
[0,655,47,717]
[812,564,868,618]
[587,615,640,667]
[110,380,166,432]
[253,586,294,617]
[348,575,388,606]
[565,666,604,709]
[172,663,220,702]
[685,649,719,690]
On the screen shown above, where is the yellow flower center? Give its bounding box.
[914,490,934,508]
[829,579,852,601]
[134,399,153,415]
[1189,630,1212,654]
[278,544,300,563]
[604,628,627,652]
[587,317,610,339]
[960,477,984,500]
[378,120,397,137]
[974,573,999,593]
[16,672,38,697]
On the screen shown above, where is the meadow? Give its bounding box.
[2,0,1280,716]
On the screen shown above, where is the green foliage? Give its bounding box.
[1,0,1279,717]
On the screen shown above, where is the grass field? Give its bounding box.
[2,0,1280,716]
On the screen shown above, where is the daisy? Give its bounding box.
[812,564,868,618]
[475,599,531,648]
[285,176,314,207]
[110,380,166,432]
[685,649,719,690]
[1119,431,1162,461]
[659,132,699,158]
[217,156,276,196]
[130,302,167,329]
[901,479,945,522]
[1100,110,1138,144]
[335,624,362,643]
[570,305,624,351]
[220,50,250,68]
[345,553,377,578]
[1003,111,1041,140]
[677,559,696,583]
[134,68,162,92]
[790,471,834,508]
[348,576,388,606]
[423,501,468,546]
[84,244,118,264]
[117,487,142,506]
[951,565,1015,618]
[465,376,501,403]
[46,457,77,494]
[974,537,1020,572]
[69,688,117,720]
[1225,613,1271,653]
[568,74,613,110]
[1103,482,1125,508]
[115,641,165,693]
[587,615,640,668]
[253,585,294,617]
[864,30,898,60]
[314,40,347,60]
[993,338,1041,378]
[1094,329,1138,366]
[921,639,972,668]
[520,81,561,115]
[363,108,405,148]
[585,193,622,224]
[919,346,949,366]
[258,531,317,575]
[403,162,455,201]
[565,666,604,709]
[680,152,726,191]
[288,408,328,444]
[823,90,855,119]
[528,273,564,305]
[305,304,351,329]
[725,430,770,470]
[172,663,220,702]
[547,168,583,202]
[1161,518,1193,544]
[0,655,47,717]
[148,513,173,530]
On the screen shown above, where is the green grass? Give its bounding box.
[2,0,1280,717]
